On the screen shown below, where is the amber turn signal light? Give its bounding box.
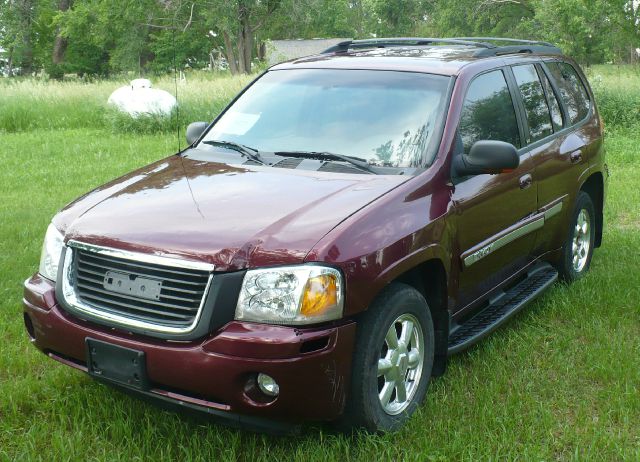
[300,273,338,317]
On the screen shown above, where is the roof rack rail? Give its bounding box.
[322,37,495,54]
[321,37,563,58]
[453,37,556,47]
[452,37,562,57]
[472,45,562,57]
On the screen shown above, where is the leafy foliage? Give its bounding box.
[1,0,640,78]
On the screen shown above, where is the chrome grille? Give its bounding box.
[61,242,213,333]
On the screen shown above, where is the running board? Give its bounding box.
[447,262,558,355]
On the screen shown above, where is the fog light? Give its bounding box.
[257,373,279,397]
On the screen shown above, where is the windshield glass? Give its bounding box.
[201,69,450,168]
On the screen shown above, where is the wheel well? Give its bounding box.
[396,259,449,376]
[580,172,604,247]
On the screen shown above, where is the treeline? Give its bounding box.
[1,0,639,78]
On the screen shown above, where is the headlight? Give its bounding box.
[39,223,65,281]
[235,265,343,325]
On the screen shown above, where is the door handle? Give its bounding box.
[519,174,533,190]
[570,150,583,164]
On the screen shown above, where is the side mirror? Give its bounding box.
[453,140,519,176]
[186,121,208,145]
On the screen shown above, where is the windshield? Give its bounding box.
[201,69,451,168]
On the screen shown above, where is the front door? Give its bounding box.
[451,69,538,312]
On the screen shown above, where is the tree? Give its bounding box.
[427,0,534,38]
[263,0,365,40]
[18,0,35,74]
[56,0,166,75]
[531,0,608,64]
[367,0,430,37]
[52,0,73,67]
[199,0,282,74]
[0,0,38,75]
[0,0,17,75]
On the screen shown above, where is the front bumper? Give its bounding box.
[23,274,356,425]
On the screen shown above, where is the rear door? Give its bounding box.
[451,68,538,311]
[526,61,597,253]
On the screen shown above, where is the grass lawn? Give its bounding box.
[1,68,639,461]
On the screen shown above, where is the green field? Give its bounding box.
[1,67,639,461]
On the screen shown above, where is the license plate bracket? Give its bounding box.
[103,270,162,301]
[86,338,149,390]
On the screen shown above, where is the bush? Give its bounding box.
[0,73,253,135]
[588,65,640,129]
[103,107,179,134]
[592,86,640,128]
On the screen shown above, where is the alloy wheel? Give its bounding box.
[376,313,425,415]
[572,208,591,272]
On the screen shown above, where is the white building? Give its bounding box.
[266,38,351,65]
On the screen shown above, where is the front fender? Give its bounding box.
[305,174,454,316]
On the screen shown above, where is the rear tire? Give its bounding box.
[557,191,596,282]
[338,283,434,433]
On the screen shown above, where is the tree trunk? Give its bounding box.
[19,0,34,75]
[237,3,252,74]
[7,46,14,77]
[242,20,252,73]
[52,0,72,66]
[237,27,246,74]
[21,34,33,75]
[222,31,239,75]
[52,36,69,65]
[235,30,253,74]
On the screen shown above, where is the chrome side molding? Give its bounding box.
[463,198,564,268]
[463,218,544,267]
[543,201,563,220]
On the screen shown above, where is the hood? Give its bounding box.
[58,154,409,271]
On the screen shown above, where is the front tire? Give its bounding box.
[557,191,596,282]
[339,283,434,432]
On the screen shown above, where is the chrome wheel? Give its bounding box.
[572,208,591,272]
[377,313,424,415]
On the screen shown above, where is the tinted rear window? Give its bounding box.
[546,62,590,124]
[512,64,553,143]
[459,70,521,152]
[539,68,564,131]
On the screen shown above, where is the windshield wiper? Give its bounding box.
[275,151,377,174]
[202,140,266,165]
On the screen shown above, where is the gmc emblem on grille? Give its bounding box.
[103,270,162,301]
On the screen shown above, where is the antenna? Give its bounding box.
[171,8,203,219]
[171,11,181,154]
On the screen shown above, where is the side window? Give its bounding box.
[458,70,521,153]
[512,64,553,143]
[538,67,564,131]
[546,62,590,124]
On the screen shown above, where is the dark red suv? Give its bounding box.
[24,38,606,433]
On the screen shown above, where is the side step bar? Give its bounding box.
[447,262,558,355]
